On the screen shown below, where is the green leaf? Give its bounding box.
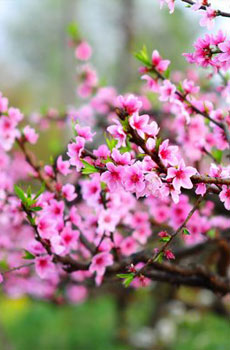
[104,133,118,151]
[160,236,170,242]
[183,227,190,235]
[27,186,32,198]
[81,160,99,175]
[134,45,152,68]
[23,250,35,260]
[14,185,27,203]
[155,137,162,152]
[30,206,43,212]
[67,22,79,40]
[212,149,223,164]
[34,182,46,199]
[164,67,171,79]
[154,252,164,263]
[207,229,216,239]
[117,273,135,288]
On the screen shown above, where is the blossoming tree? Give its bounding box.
[1,0,230,314]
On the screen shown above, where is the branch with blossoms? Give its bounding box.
[160,0,230,29]
[1,4,230,307]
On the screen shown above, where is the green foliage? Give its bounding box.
[211,148,223,164]
[66,22,79,41]
[134,45,152,68]
[117,273,135,287]
[183,228,190,235]
[81,160,99,175]
[14,184,45,212]
[104,133,118,151]
[23,250,35,260]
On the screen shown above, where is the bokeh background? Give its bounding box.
[0,0,230,349]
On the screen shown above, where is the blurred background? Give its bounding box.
[1,0,230,349]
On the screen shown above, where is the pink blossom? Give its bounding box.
[107,120,126,148]
[199,8,216,30]
[98,209,120,233]
[67,136,85,171]
[57,156,71,176]
[89,252,113,277]
[123,164,145,193]
[60,225,80,250]
[159,139,178,166]
[35,255,55,279]
[195,183,207,196]
[62,183,77,201]
[120,236,138,256]
[159,0,175,14]
[0,273,3,284]
[117,94,142,115]
[164,249,175,260]
[0,92,8,112]
[75,41,92,61]
[218,40,230,63]
[219,185,230,210]
[159,80,176,102]
[101,162,124,191]
[67,285,88,303]
[111,148,131,166]
[166,160,197,191]
[75,124,95,141]
[129,113,149,138]
[36,215,57,239]
[151,50,170,72]
[23,125,38,144]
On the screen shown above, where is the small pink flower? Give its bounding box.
[62,183,77,201]
[159,80,176,102]
[98,209,120,233]
[219,185,230,210]
[159,139,178,166]
[152,50,170,72]
[101,162,124,191]
[129,113,149,138]
[67,136,85,171]
[166,160,197,191]
[57,156,71,176]
[120,236,138,256]
[164,249,175,260]
[0,92,8,112]
[89,252,113,277]
[44,165,55,178]
[36,215,57,239]
[111,148,131,166]
[195,183,207,196]
[0,273,3,284]
[123,164,145,193]
[35,255,55,279]
[23,125,39,144]
[75,124,95,141]
[67,285,88,304]
[218,40,230,63]
[107,120,126,148]
[200,8,216,30]
[117,94,142,115]
[75,41,92,61]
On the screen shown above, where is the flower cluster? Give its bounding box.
[1,1,230,304]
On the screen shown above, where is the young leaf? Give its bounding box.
[104,133,118,151]
[183,227,190,235]
[81,160,99,175]
[23,250,35,260]
[67,22,79,40]
[134,45,151,68]
[212,149,222,164]
[117,273,135,287]
[14,185,27,203]
[30,206,43,212]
